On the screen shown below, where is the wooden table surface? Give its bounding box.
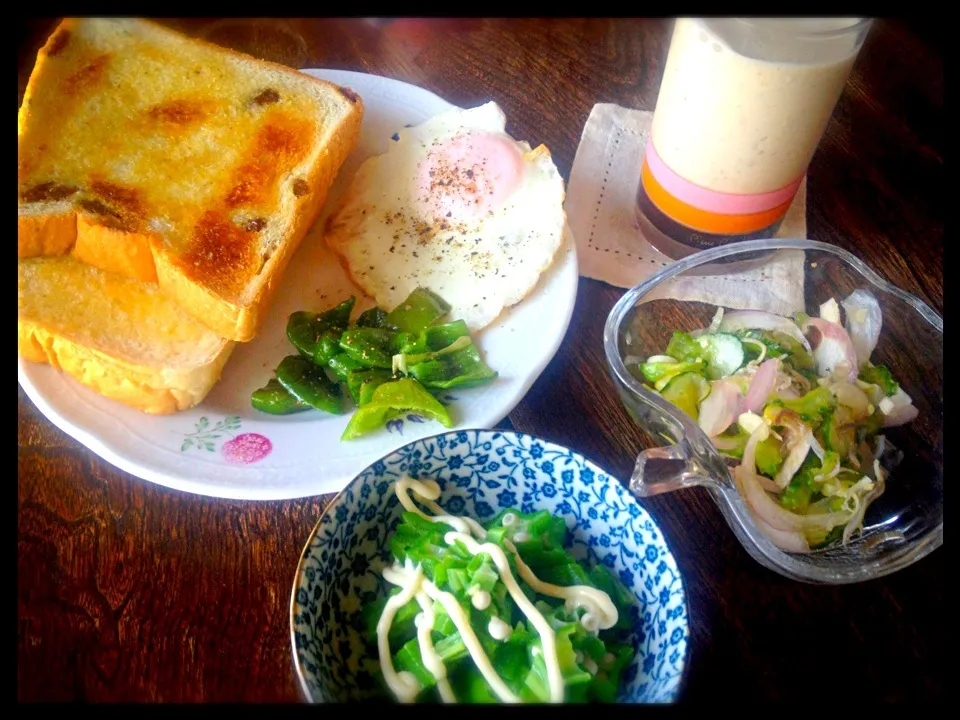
[18,17,943,703]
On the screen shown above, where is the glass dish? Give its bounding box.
[603,238,943,584]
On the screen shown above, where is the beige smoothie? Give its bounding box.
[650,18,865,195]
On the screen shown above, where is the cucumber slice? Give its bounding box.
[661,372,709,421]
[695,333,745,379]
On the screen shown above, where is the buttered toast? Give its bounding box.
[19,256,235,414]
[18,17,364,342]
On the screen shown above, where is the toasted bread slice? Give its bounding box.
[18,17,364,342]
[19,256,235,414]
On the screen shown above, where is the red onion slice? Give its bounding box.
[740,467,850,533]
[719,310,811,352]
[743,358,779,414]
[698,379,744,437]
[802,317,859,382]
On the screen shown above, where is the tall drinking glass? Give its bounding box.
[637,18,873,260]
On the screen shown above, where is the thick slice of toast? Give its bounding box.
[18,17,364,342]
[19,256,235,414]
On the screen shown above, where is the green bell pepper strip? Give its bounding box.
[357,306,388,329]
[274,355,345,415]
[470,561,500,593]
[394,336,473,373]
[341,378,453,440]
[406,342,498,390]
[250,378,311,414]
[286,296,356,364]
[358,375,395,406]
[339,327,411,369]
[344,367,392,406]
[384,287,451,334]
[400,319,471,355]
[363,591,420,649]
[326,354,365,384]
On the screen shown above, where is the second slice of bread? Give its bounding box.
[19,256,235,414]
[18,18,364,342]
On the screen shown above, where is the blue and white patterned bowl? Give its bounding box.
[289,429,689,703]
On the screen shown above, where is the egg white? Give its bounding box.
[325,101,566,333]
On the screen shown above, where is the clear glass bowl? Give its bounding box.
[603,239,943,584]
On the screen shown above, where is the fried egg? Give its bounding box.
[324,101,566,332]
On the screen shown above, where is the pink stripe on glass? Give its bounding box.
[645,140,804,215]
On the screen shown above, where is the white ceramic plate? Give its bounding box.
[17,70,579,501]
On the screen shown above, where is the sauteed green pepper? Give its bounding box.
[250,378,310,415]
[341,378,453,440]
[383,287,451,334]
[287,296,356,365]
[275,355,345,415]
[250,287,498,440]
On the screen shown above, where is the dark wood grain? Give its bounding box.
[18,17,943,703]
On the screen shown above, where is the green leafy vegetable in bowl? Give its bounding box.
[251,288,498,440]
[630,290,919,553]
[364,478,636,703]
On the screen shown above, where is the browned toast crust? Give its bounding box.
[18,17,364,342]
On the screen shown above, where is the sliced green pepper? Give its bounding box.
[394,335,473,372]
[359,376,394,406]
[250,377,311,414]
[357,306,388,328]
[286,296,356,365]
[400,319,471,354]
[341,378,453,440]
[406,342,498,390]
[339,327,410,369]
[275,355,345,415]
[327,353,365,384]
[384,287,451,334]
[345,367,392,405]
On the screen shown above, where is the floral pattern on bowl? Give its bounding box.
[290,429,689,704]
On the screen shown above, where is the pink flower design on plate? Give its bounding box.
[221,433,273,465]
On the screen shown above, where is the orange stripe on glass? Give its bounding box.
[641,157,793,235]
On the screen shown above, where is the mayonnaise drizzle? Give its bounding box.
[384,560,521,703]
[413,586,456,702]
[503,538,618,631]
[445,530,565,702]
[396,477,487,538]
[377,476,620,705]
[377,563,426,703]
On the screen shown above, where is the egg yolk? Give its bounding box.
[415,131,524,223]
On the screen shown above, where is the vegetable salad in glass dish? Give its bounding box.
[628,290,918,553]
[363,478,637,703]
